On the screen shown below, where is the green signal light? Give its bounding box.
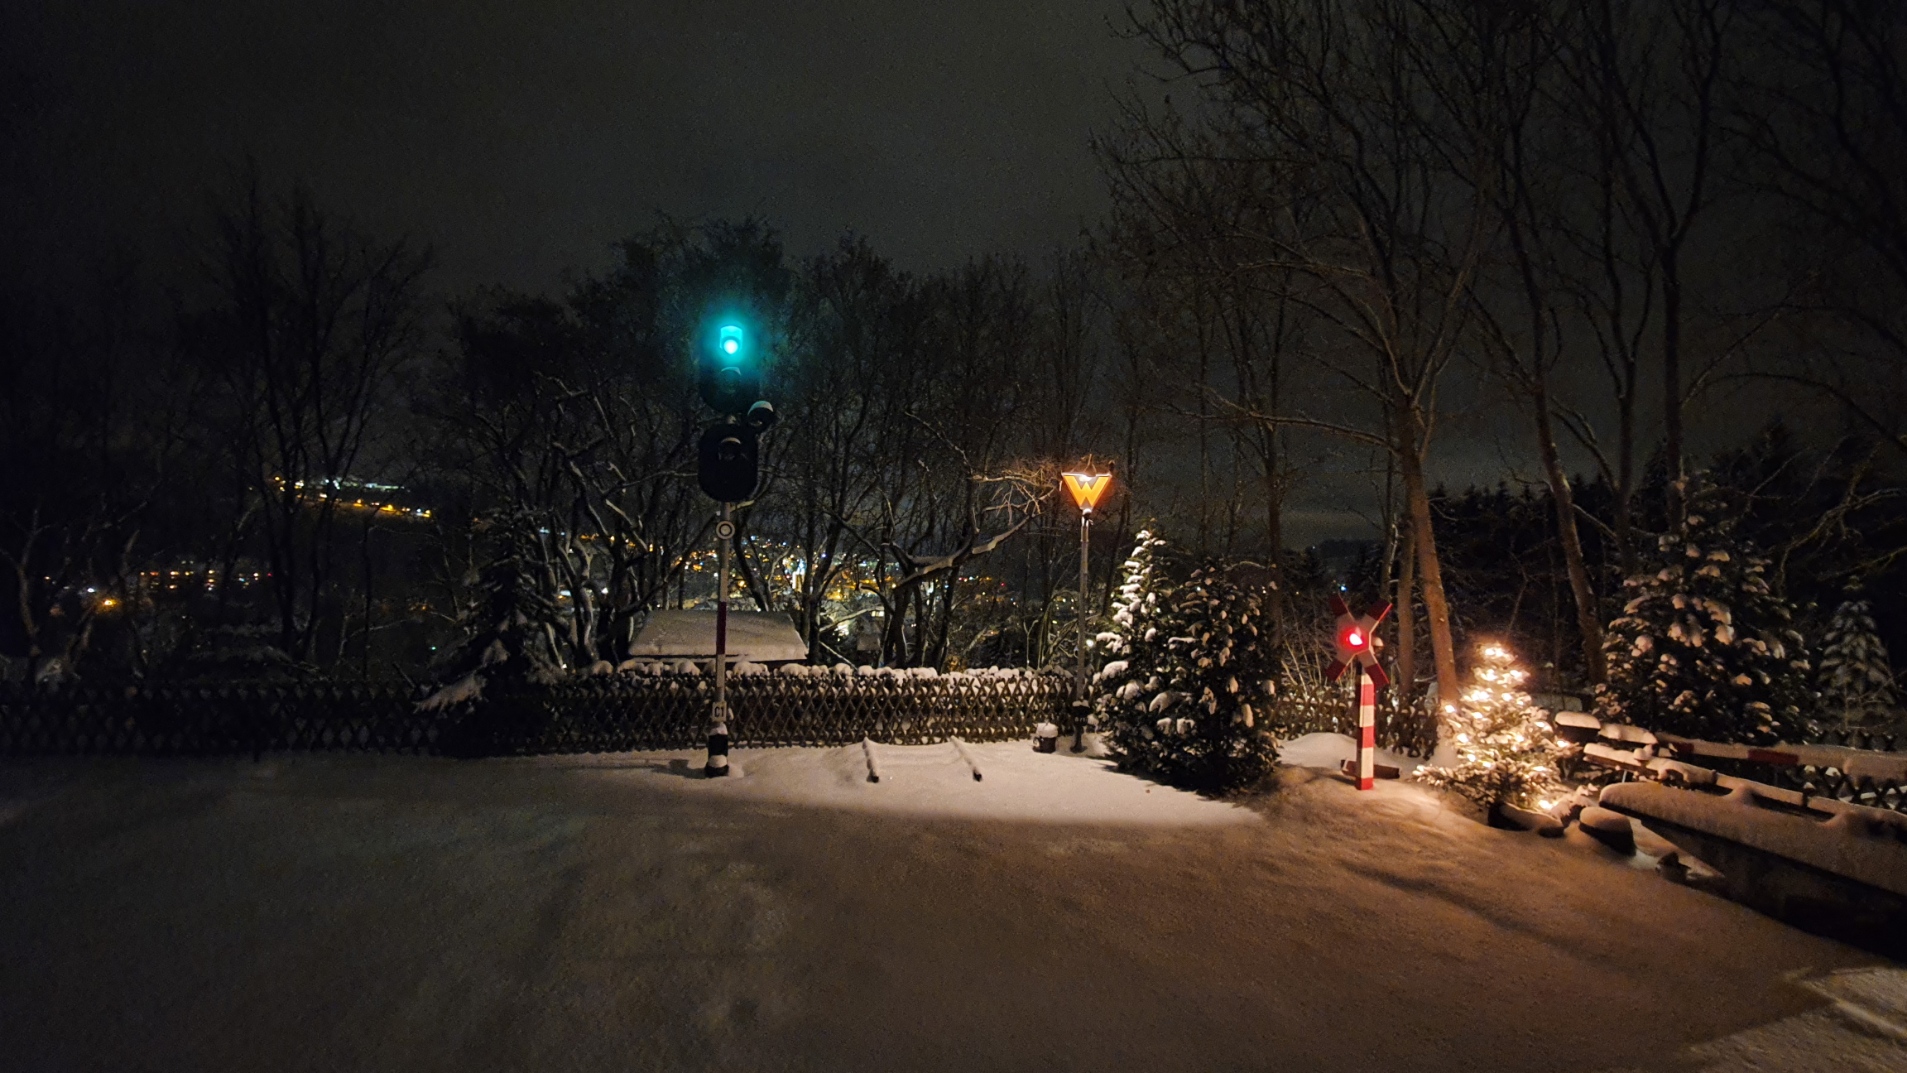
[719,324,744,360]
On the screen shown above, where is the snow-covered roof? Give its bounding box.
[628,610,809,663]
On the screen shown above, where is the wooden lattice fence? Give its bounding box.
[0,672,1075,759]
[1269,683,1440,758]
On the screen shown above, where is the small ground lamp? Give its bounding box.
[1062,469,1113,752]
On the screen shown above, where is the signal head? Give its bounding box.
[697,420,759,502]
[698,316,764,414]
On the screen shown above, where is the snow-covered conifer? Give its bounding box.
[1415,642,1562,814]
[422,513,566,708]
[1595,476,1811,744]
[1818,598,1898,725]
[1094,537,1278,793]
[1092,529,1166,666]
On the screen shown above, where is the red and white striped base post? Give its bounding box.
[1356,666,1376,791]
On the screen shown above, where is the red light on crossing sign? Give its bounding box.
[1327,595,1392,688]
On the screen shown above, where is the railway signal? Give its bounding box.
[1326,595,1392,790]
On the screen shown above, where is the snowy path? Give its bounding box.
[0,746,1895,1072]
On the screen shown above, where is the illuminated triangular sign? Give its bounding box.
[1062,471,1113,512]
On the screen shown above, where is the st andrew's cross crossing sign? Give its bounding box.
[1326,594,1392,689]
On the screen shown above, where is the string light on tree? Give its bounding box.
[1414,642,1563,817]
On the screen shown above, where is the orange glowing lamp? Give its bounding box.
[1061,471,1113,514]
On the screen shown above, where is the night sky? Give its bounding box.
[1,0,1815,539]
[3,1,1141,293]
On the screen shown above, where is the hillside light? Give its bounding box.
[1062,468,1114,751]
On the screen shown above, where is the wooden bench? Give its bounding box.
[1600,779,1907,957]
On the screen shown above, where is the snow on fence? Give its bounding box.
[0,672,1075,759]
[1566,713,1907,814]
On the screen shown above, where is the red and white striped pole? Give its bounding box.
[1356,666,1376,791]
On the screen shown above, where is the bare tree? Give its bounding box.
[1561,0,1736,521]
[1446,0,1611,682]
[1108,0,1506,704]
[1727,1,1907,459]
[187,178,432,664]
[0,261,185,680]
[430,223,760,670]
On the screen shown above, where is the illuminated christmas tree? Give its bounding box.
[1414,642,1563,814]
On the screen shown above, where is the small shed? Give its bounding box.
[628,610,810,666]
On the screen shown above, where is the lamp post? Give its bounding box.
[1061,469,1113,752]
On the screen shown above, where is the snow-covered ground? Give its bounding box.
[561,738,1252,826]
[1277,730,1429,776]
[0,742,1899,1072]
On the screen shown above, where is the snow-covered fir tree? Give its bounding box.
[1091,528,1168,679]
[1415,642,1562,814]
[1818,597,1898,725]
[1090,529,1168,739]
[1596,476,1811,744]
[1093,535,1279,794]
[421,513,566,708]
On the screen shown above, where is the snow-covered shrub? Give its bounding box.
[1415,642,1562,813]
[1817,598,1898,726]
[1093,532,1279,794]
[1596,476,1811,744]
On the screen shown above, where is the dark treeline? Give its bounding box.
[5,0,1907,715]
[1,200,1110,685]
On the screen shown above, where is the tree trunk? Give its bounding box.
[1614,389,1637,578]
[1397,411,1458,713]
[1395,519,1416,702]
[1531,382,1607,684]
[1662,267,1685,523]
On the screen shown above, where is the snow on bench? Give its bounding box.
[1655,734,1907,784]
[1600,781,1907,898]
[1569,719,1907,806]
[1581,741,1668,778]
[1600,777,1907,955]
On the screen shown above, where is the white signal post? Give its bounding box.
[1325,594,1392,790]
[706,506,735,777]
[1062,470,1113,752]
